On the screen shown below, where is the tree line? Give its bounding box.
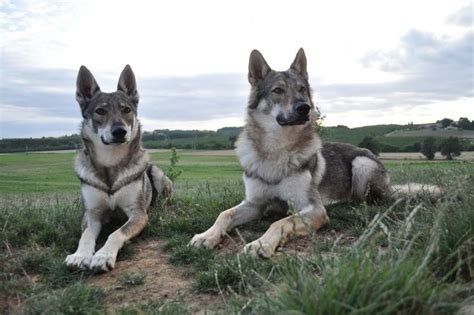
[1,120,472,154]
[437,117,474,130]
[359,136,469,160]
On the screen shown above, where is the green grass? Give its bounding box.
[0,151,242,193]
[18,283,104,315]
[1,151,473,314]
[119,272,146,286]
[0,153,78,193]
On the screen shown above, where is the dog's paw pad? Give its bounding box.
[65,253,92,270]
[242,241,275,258]
[189,232,222,249]
[90,252,116,272]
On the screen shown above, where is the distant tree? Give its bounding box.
[440,137,463,160]
[413,142,421,152]
[438,118,454,128]
[421,137,436,160]
[229,135,238,147]
[379,143,399,152]
[458,117,472,130]
[403,142,421,152]
[359,136,380,156]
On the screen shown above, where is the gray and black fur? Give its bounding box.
[66,65,172,271]
[191,48,440,258]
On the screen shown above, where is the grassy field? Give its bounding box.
[0,151,242,194]
[321,125,474,151]
[4,123,473,154]
[1,151,473,314]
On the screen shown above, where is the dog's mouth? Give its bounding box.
[101,137,127,145]
[276,114,309,126]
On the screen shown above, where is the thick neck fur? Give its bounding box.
[75,120,149,191]
[235,112,321,183]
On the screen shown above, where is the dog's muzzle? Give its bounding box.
[101,124,128,145]
[276,102,311,126]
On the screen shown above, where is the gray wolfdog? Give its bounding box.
[65,65,172,271]
[190,48,440,258]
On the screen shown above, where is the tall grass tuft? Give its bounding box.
[235,177,473,314]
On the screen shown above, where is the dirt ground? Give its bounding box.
[87,240,218,313]
[86,229,355,313]
[1,228,357,313]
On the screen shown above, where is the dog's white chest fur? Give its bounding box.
[81,180,146,212]
[243,170,312,210]
[236,129,321,184]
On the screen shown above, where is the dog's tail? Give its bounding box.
[146,164,173,205]
[390,183,443,201]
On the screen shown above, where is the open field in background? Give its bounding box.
[1,150,473,314]
[386,129,474,139]
[0,151,241,194]
[2,123,474,154]
[1,150,473,195]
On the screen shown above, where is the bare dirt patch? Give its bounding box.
[86,231,353,312]
[215,228,356,257]
[87,240,218,313]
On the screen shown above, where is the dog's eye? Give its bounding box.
[122,107,131,114]
[272,87,284,95]
[299,86,306,93]
[95,108,106,115]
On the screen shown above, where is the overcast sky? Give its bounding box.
[1,0,473,138]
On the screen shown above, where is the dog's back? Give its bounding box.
[191,48,442,258]
[318,142,390,204]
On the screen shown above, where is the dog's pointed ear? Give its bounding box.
[117,65,139,105]
[290,48,308,80]
[248,49,271,86]
[76,66,101,113]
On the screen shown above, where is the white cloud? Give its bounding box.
[1,0,473,138]
[2,0,470,77]
[447,2,473,27]
[0,104,79,124]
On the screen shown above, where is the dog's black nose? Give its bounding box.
[295,103,310,117]
[111,125,127,138]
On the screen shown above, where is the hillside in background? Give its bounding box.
[1,122,473,153]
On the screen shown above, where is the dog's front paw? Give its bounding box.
[65,253,92,269]
[189,231,222,249]
[89,251,116,272]
[242,240,275,258]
